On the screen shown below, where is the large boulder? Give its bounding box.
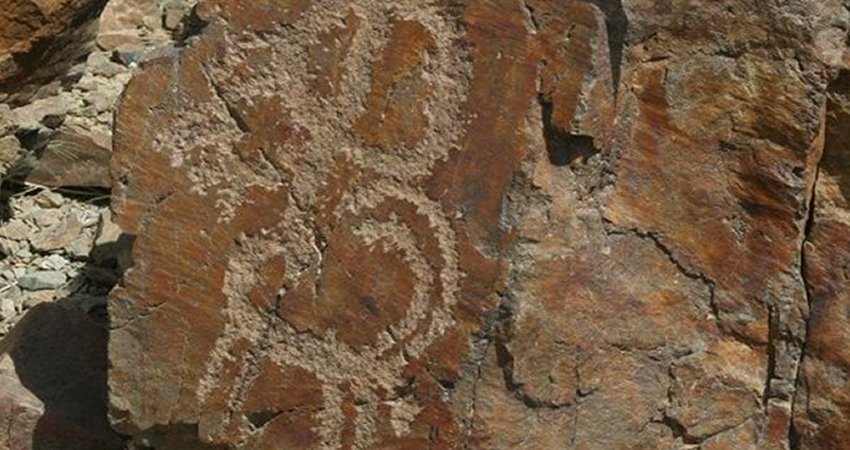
[107,0,850,448]
[0,0,109,105]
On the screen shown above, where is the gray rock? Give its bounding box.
[112,45,146,66]
[18,271,67,291]
[86,52,125,77]
[40,254,68,271]
[67,234,94,259]
[0,219,32,241]
[10,96,67,132]
[31,213,83,252]
[16,248,32,261]
[163,4,186,31]
[0,135,21,169]
[0,296,15,320]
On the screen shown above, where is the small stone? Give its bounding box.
[163,5,185,30]
[96,32,145,52]
[16,248,32,261]
[95,210,122,247]
[18,271,66,291]
[0,219,31,241]
[13,268,25,278]
[0,238,19,257]
[0,135,21,168]
[34,190,65,208]
[25,127,112,189]
[68,234,94,259]
[86,52,126,77]
[6,285,22,306]
[0,297,15,320]
[79,209,102,228]
[112,45,147,67]
[10,96,67,131]
[33,208,64,228]
[31,213,84,252]
[22,290,55,309]
[40,254,68,271]
[88,90,116,113]
[142,15,160,31]
[74,75,100,93]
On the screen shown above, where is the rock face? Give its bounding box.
[792,70,850,449]
[0,0,109,105]
[108,0,850,449]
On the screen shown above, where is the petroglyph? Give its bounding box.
[198,180,463,448]
[111,0,473,447]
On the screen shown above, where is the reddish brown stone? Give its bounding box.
[792,70,850,450]
[353,20,436,150]
[308,10,360,98]
[107,0,850,449]
[0,0,109,104]
[195,0,311,32]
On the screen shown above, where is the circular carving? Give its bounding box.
[187,1,471,446]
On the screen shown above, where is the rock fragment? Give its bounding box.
[31,212,85,252]
[18,271,66,291]
[23,126,112,188]
[0,0,110,104]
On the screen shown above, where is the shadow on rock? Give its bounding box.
[0,233,134,449]
[1,301,125,450]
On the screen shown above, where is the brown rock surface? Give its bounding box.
[107,0,850,449]
[23,125,112,188]
[0,0,109,105]
[792,69,850,449]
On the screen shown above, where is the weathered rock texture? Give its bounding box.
[0,0,109,105]
[792,69,850,449]
[108,0,850,449]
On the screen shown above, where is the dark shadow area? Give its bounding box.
[540,94,600,166]
[587,0,628,93]
[7,302,125,450]
[1,209,226,449]
[822,69,850,201]
[175,5,211,47]
[0,234,133,449]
